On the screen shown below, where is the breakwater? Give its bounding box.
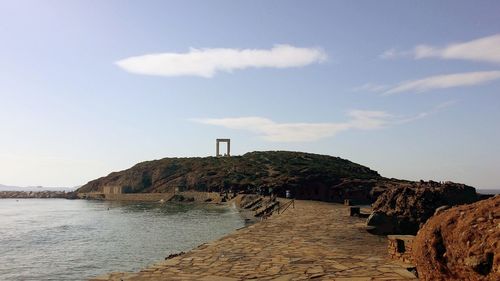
[77,191,222,202]
[0,190,74,199]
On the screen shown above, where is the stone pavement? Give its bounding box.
[91,200,418,281]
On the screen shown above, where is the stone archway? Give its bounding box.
[216,138,230,157]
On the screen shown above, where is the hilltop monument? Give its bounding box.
[216,138,230,157]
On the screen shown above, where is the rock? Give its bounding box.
[366,211,397,234]
[413,195,499,281]
[165,252,185,260]
[65,192,79,199]
[170,195,195,202]
[434,205,450,216]
[369,183,477,235]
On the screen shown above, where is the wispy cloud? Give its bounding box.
[192,106,447,142]
[414,34,500,64]
[115,45,327,78]
[379,48,411,59]
[351,83,390,93]
[191,101,454,142]
[380,34,500,64]
[192,111,389,142]
[394,100,457,124]
[383,71,500,95]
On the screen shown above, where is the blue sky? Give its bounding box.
[0,0,499,188]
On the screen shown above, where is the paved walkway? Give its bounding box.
[91,200,417,281]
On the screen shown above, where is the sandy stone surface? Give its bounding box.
[91,200,417,281]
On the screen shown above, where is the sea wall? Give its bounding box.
[78,192,105,200]
[175,191,221,202]
[77,192,172,201]
[77,191,221,203]
[103,193,174,201]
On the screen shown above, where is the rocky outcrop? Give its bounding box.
[413,195,499,281]
[367,182,477,235]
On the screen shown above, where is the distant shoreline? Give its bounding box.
[0,190,76,199]
[477,189,500,195]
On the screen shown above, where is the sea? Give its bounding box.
[477,189,500,195]
[0,199,245,281]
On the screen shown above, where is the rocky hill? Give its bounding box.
[76,151,478,206]
[77,151,395,203]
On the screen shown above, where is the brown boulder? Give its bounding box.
[413,195,500,280]
[369,182,477,235]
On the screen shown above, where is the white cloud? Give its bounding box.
[414,34,500,64]
[193,103,453,142]
[380,34,500,64]
[192,110,393,142]
[383,71,500,95]
[115,45,327,78]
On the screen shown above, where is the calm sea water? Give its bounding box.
[0,199,245,281]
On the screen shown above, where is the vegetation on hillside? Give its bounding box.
[77,151,381,196]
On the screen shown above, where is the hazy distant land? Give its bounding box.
[0,184,75,192]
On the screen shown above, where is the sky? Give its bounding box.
[0,0,499,189]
